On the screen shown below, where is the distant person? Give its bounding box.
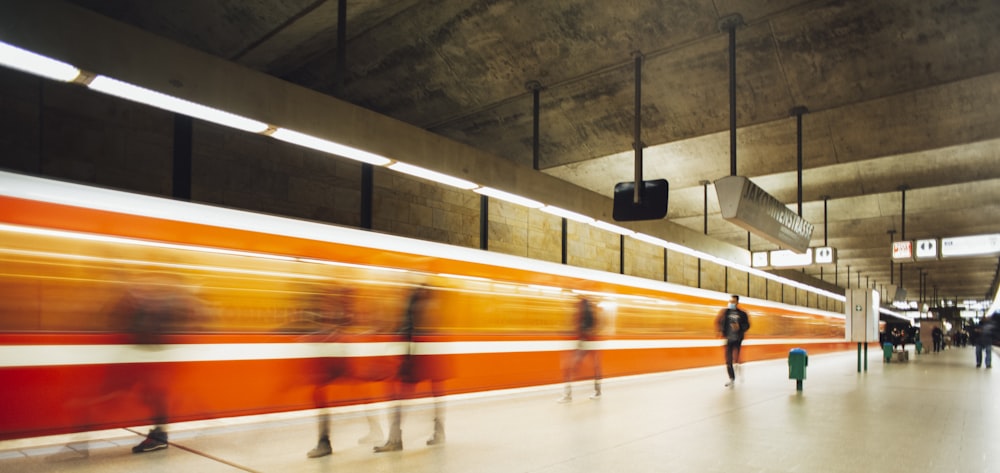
[716,294,750,387]
[375,285,447,452]
[932,326,944,353]
[557,296,601,402]
[974,315,995,369]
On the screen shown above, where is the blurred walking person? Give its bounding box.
[716,294,750,387]
[375,285,448,452]
[557,295,601,402]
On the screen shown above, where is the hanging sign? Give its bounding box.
[814,246,837,264]
[941,234,1000,258]
[915,238,938,260]
[714,175,813,253]
[891,241,914,261]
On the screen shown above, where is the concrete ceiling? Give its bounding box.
[62,0,1000,306]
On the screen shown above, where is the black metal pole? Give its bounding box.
[620,235,625,275]
[480,195,488,250]
[333,0,346,97]
[792,107,808,216]
[633,52,644,203]
[561,218,568,264]
[360,164,373,229]
[728,21,737,176]
[527,81,541,171]
[172,114,192,201]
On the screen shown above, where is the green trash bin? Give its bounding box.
[916,340,923,354]
[882,342,894,362]
[788,348,808,391]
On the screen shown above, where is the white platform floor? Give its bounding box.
[2,345,999,473]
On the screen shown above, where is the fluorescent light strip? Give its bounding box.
[271,128,391,166]
[540,206,595,223]
[0,41,80,82]
[590,220,635,236]
[88,76,268,133]
[387,162,478,190]
[474,187,544,208]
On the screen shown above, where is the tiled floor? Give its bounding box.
[3,345,998,473]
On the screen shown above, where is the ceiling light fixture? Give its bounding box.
[540,206,595,224]
[474,187,544,208]
[0,41,80,82]
[387,162,478,189]
[270,128,391,166]
[88,75,269,133]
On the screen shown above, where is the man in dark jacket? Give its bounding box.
[974,314,996,368]
[716,294,750,387]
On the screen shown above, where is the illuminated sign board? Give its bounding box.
[751,252,769,268]
[770,248,813,268]
[914,238,938,260]
[814,246,837,264]
[715,176,813,253]
[892,241,913,261]
[941,234,1000,258]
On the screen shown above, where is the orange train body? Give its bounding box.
[0,172,852,440]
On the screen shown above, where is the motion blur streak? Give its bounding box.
[0,171,848,440]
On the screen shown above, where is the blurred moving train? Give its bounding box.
[0,170,849,441]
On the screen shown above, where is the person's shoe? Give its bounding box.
[556,394,572,403]
[373,440,402,453]
[426,419,445,446]
[307,437,332,458]
[131,428,168,454]
[589,391,601,400]
[977,364,981,368]
[724,379,735,388]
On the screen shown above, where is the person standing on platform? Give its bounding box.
[716,294,750,387]
[974,315,996,369]
[932,326,944,353]
[557,296,602,402]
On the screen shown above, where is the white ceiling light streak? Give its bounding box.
[0,41,80,82]
[88,76,269,133]
[270,128,392,166]
[387,162,478,190]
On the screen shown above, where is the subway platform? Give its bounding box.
[2,345,998,473]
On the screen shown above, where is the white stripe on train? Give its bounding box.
[0,338,844,367]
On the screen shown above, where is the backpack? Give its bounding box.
[725,309,744,342]
[579,300,595,332]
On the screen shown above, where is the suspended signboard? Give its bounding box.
[751,251,769,268]
[770,248,813,267]
[612,179,669,221]
[814,246,837,264]
[941,234,1000,258]
[915,238,938,260]
[891,241,914,261]
[714,175,813,253]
